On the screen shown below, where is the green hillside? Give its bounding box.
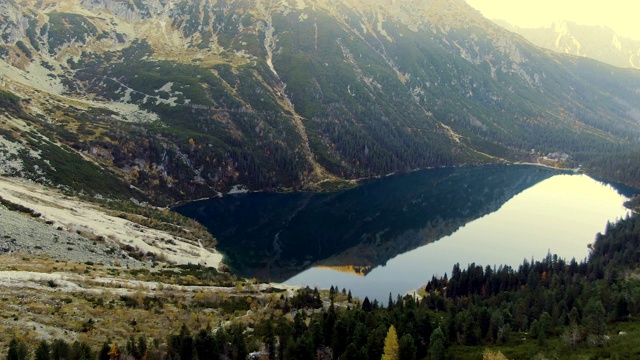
[0,0,639,202]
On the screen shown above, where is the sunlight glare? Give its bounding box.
[465,0,640,40]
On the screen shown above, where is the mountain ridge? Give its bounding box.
[1,0,640,205]
[493,19,640,69]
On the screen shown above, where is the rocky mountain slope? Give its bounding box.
[1,0,640,205]
[495,19,640,69]
[0,175,221,267]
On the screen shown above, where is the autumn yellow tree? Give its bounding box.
[382,325,399,360]
[483,349,508,360]
[108,343,119,360]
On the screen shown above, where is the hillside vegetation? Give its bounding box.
[0,0,639,205]
[4,194,640,359]
[2,2,640,357]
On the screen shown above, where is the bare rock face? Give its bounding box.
[80,0,166,21]
[0,1,30,45]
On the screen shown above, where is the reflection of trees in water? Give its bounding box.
[176,165,559,281]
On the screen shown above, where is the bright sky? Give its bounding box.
[465,0,640,41]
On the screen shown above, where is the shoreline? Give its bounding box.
[168,161,521,207]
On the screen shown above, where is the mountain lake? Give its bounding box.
[175,165,638,303]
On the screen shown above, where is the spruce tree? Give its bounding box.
[35,341,51,360]
[428,328,446,360]
[398,334,416,360]
[7,340,20,360]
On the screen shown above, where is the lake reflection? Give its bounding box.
[174,166,637,303]
[287,174,635,302]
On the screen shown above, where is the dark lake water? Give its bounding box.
[175,165,638,303]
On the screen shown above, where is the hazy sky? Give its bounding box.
[465,0,640,40]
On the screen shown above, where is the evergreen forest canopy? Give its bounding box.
[7,212,640,359]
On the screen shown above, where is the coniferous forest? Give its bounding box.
[7,213,640,360]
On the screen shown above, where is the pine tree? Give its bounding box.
[178,324,194,360]
[35,341,51,360]
[7,339,27,360]
[230,324,247,360]
[98,342,110,360]
[127,336,139,360]
[195,328,219,360]
[362,297,372,312]
[51,340,71,360]
[428,328,446,360]
[263,320,276,360]
[70,341,93,360]
[398,334,416,360]
[137,336,147,360]
[381,325,399,360]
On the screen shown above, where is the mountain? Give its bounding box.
[1,0,640,205]
[494,19,640,69]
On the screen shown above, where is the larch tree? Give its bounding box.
[381,325,399,360]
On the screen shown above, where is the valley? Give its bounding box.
[2,0,640,359]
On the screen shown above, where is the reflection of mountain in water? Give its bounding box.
[175,165,559,281]
[586,176,640,199]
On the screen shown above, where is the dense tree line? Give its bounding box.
[582,151,640,189]
[8,214,640,359]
